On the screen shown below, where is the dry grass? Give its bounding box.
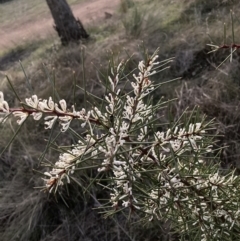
[174,57,240,169]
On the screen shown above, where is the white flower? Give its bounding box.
[80,110,91,127]
[44,172,52,177]
[59,153,75,164]
[38,97,54,111]
[195,122,202,132]
[44,115,58,129]
[138,60,145,72]
[25,95,39,109]
[55,99,67,113]
[58,115,73,132]
[31,112,43,120]
[13,111,29,125]
[0,91,9,113]
[122,200,130,208]
[170,140,182,152]
[42,150,78,191]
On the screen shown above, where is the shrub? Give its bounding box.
[1,48,240,240]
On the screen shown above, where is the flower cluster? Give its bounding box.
[42,134,96,193]
[0,92,110,132]
[1,49,240,240]
[144,164,240,239]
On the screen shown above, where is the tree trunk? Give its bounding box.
[46,0,89,45]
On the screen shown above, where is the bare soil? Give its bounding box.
[0,0,119,50]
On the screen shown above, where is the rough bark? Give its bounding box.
[46,0,89,45]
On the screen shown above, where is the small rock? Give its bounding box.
[104,12,112,19]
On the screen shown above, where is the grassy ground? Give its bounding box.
[0,0,84,26]
[1,0,240,240]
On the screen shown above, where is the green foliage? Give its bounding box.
[119,0,135,14]
[122,6,143,37]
